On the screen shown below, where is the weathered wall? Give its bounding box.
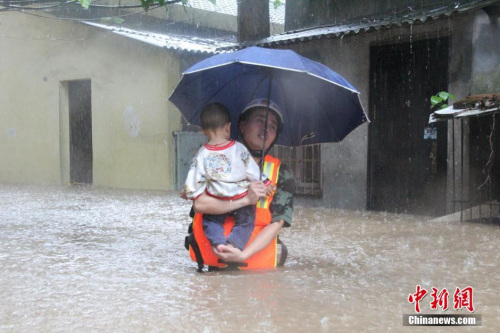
[447,8,500,213]
[0,13,182,190]
[290,37,370,209]
[292,9,493,211]
[470,8,500,93]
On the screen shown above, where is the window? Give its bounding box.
[270,144,322,196]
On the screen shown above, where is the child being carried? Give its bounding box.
[183,103,270,253]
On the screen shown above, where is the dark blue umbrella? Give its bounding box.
[168,46,368,147]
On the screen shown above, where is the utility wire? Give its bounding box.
[6,6,152,20]
[4,1,73,10]
[1,0,239,43]
[0,0,183,10]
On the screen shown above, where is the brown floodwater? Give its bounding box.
[1,184,499,332]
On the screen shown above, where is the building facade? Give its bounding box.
[1,12,183,190]
[265,0,500,215]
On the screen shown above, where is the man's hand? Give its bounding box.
[247,181,267,203]
[265,184,276,197]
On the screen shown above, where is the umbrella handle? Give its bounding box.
[261,74,273,179]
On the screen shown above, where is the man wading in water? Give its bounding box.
[183,99,294,270]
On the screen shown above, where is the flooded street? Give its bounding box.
[1,183,499,332]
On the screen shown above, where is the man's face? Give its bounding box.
[240,108,279,151]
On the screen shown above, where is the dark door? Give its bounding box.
[69,80,93,184]
[368,38,448,216]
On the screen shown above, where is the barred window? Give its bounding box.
[270,144,322,196]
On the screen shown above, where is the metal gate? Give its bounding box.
[173,131,206,190]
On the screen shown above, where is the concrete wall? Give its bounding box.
[470,8,500,94]
[0,13,182,190]
[290,37,370,209]
[292,9,491,211]
[447,8,500,213]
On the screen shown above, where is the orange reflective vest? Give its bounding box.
[188,155,283,270]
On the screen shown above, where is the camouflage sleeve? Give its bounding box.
[270,163,295,227]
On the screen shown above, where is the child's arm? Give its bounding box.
[183,152,207,200]
[246,157,274,196]
[241,145,273,193]
[193,180,267,214]
[241,147,262,182]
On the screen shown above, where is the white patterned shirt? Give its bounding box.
[183,140,263,200]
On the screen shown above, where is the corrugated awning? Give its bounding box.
[84,22,238,54]
[85,0,498,53]
[248,0,499,48]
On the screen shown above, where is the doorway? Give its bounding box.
[368,37,449,216]
[69,80,93,184]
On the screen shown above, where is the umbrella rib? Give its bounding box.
[237,61,361,94]
[183,61,242,75]
[181,57,361,94]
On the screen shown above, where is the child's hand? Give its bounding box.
[179,189,188,200]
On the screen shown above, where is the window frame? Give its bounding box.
[270,144,322,197]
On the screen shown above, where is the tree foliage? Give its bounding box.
[77,0,92,9]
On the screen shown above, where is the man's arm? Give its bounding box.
[193,181,267,214]
[270,163,295,227]
[213,163,294,262]
[214,220,285,262]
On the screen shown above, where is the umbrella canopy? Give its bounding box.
[168,46,369,147]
